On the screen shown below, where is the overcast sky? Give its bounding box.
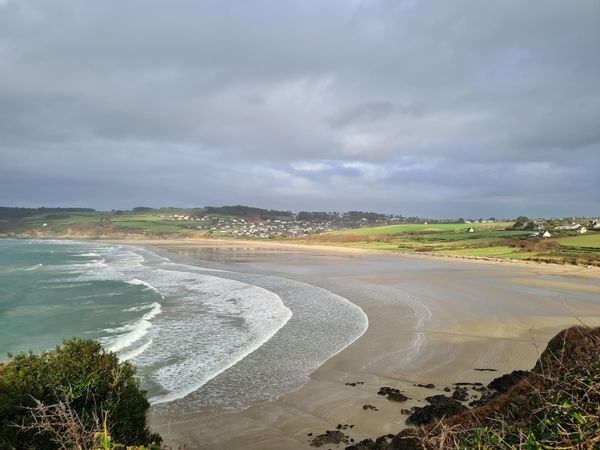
[1,0,599,217]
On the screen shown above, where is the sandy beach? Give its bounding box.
[106,239,600,449]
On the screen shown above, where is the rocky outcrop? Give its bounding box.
[487,370,528,393]
[377,387,410,402]
[344,326,600,450]
[405,395,468,426]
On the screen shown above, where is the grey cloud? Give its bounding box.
[328,101,395,128]
[1,0,599,217]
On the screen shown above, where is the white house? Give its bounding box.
[42,223,48,227]
[468,227,475,233]
[542,231,551,239]
[555,223,581,231]
[578,227,588,234]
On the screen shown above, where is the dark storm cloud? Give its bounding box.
[1,0,599,216]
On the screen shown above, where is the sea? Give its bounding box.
[0,239,367,414]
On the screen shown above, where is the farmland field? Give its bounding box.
[333,222,512,235]
[433,246,530,257]
[310,222,600,266]
[556,233,600,248]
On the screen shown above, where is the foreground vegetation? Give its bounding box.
[0,339,160,449]
[352,326,599,450]
[427,326,599,449]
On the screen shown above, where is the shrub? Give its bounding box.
[0,338,160,449]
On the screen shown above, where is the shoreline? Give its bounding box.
[4,238,600,448]
[127,239,600,449]
[4,235,600,278]
[103,237,600,280]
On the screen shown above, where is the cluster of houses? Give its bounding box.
[554,223,588,234]
[159,212,417,238]
[158,212,599,240]
[527,219,599,239]
[529,230,553,239]
[161,214,339,238]
[215,218,336,238]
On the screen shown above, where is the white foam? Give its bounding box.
[101,301,162,354]
[119,339,153,362]
[148,282,292,405]
[123,303,158,312]
[24,263,43,271]
[126,279,165,299]
[61,242,352,408]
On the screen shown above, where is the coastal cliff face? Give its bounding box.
[348,326,600,450]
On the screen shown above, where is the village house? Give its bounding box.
[555,223,581,231]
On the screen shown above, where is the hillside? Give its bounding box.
[347,326,600,449]
[0,206,396,240]
[304,221,600,267]
[2,207,598,267]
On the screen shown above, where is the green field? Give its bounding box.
[334,222,512,235]
[433,246,532,258]
[312,222,600,266]
[109,214,201,232]
[0,210,207,236]
[419,230,530,241]
[556,233,600,248]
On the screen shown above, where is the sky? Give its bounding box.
[1,0,599,218]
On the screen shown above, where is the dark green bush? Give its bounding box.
[0,338,160,449]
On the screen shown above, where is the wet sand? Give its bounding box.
[107,239,600,449]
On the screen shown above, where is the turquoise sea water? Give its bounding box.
[0,239,367,413]
[0,239,162,357]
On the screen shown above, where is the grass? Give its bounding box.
[396,326,600,449]
[307,223,600,266]
[432,246,527,257]
[109,220,188,232]
[109,215,197,232]
[1,210,211,236]
[556,233,600,248]
[420,230,530,241]
[333,222,513,235]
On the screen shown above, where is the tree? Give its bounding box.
[513,216,530,229]
[0,338,160,449]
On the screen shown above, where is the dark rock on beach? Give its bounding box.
[390,431,422,450]
[377,387,410,402]
[406,395,467,426]
[347,327,599,449]
[487,370,529,393]
[345,434,395,450]
[469,388,495,407]
[310,430,350,447]
[363,404,379,411]
[451,386,469,401]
